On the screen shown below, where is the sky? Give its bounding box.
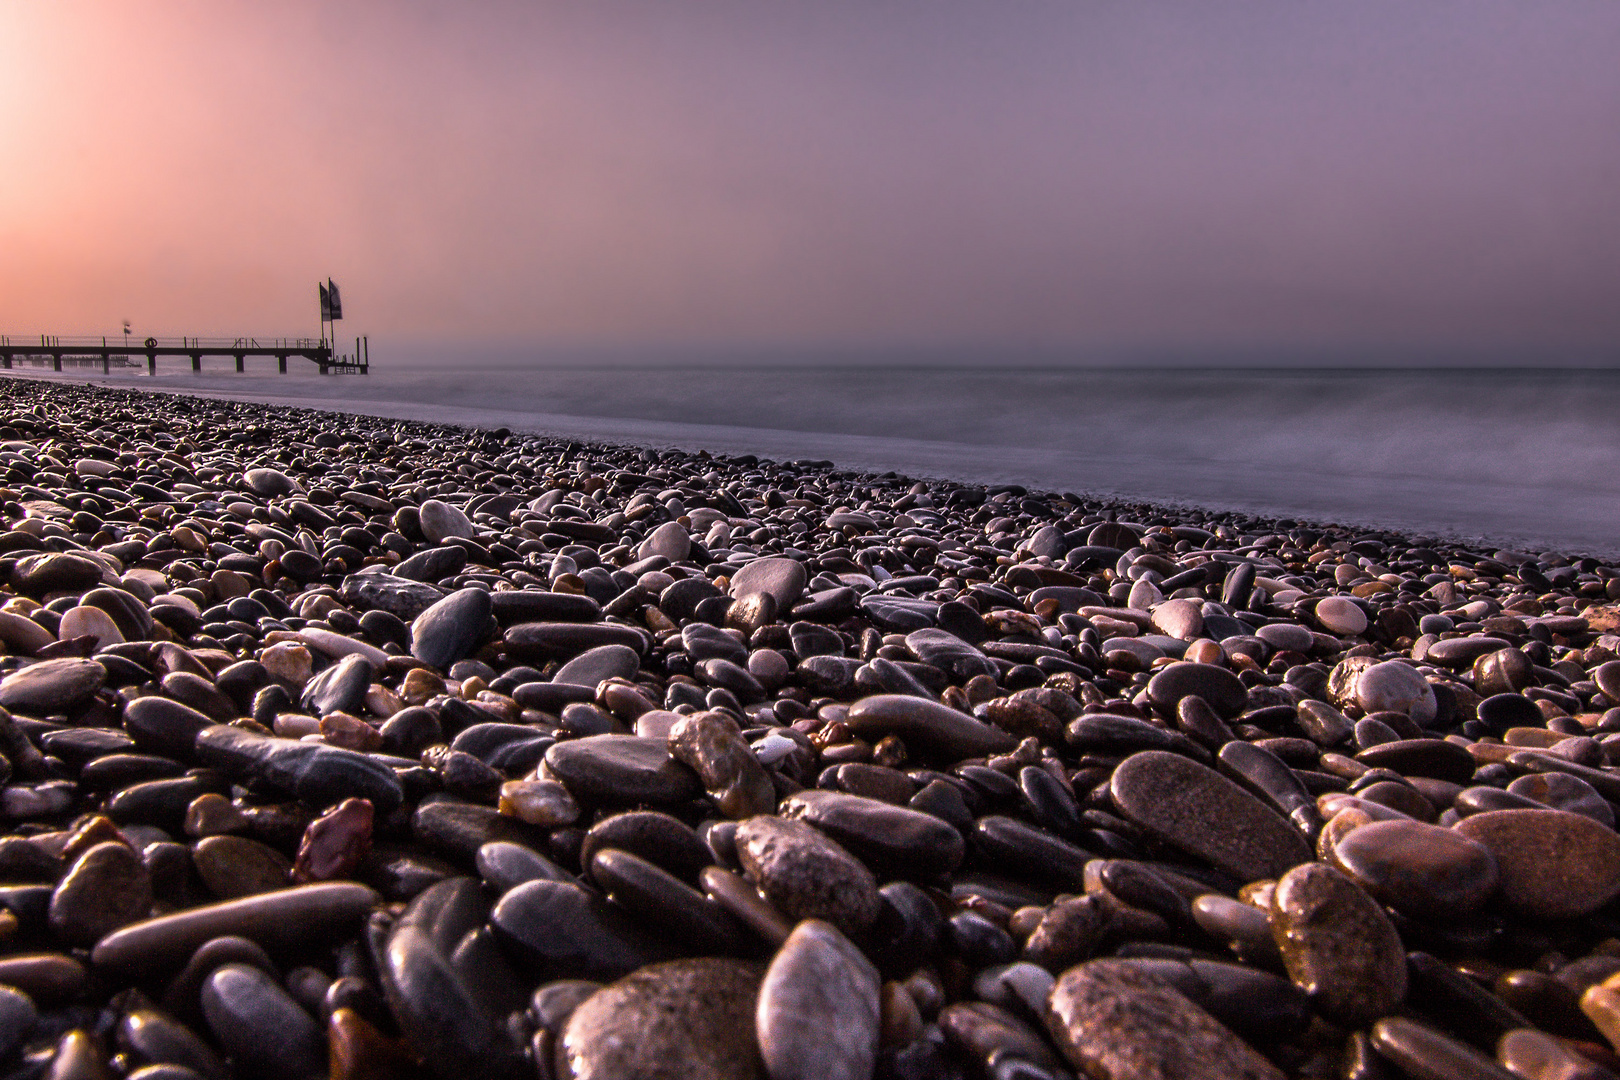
[2,1,1618,360]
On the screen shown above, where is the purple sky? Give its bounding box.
[4,1,1619,356]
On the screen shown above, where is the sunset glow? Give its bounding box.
[3,1,1618,355]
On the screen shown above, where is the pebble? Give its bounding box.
[1044,959,1286,1080]
[558,958,764,1080]
[1328,817,1499,917]
[1455,808,1620,919]
[1314,595,1368,636]
[756,919,880,1080]
[1111,751,1313,882]
[734,815,882,935]
[1270,862,1408,1027]
[3,378,1620,1078]
[844,693,1016,758]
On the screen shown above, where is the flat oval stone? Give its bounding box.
[757,920,879,1080]
[1355,660,1437,723]
[58,605,124,649]
[48,840,154,946]
[91,882,379,975]
[1111,751,1312,883]
[590,848,744,954]
[491,879,663,983]
[1355,738,1476,784]
[489,589,602,624]
[844,694,1015,759]
[638,520,691,563]
[1315,596,1368,636]
[904,628,996,681]
[1044,958,1285,1080]
[1369,1017,1518,1080]
[243,468,299,496]
[559,958,765,1080]
[12,552,105,595]
[1270,862,1407,1027]
[1149,598,1204,640]
[1424,636,1513,668]
[418,499,474,542]
[544,735,702,805]
[124,696,216,758]
[409,587,492,670]
[201,963,324,1080]
[299,653,375,716]
[193,836,294,899]
[1506,772,1614,828]
[1146,662,1248,718]
[728,556,808,609]
[504,621,648,660]
[552,644,641,689]
[779,789,964,879]
[1454,808,1620,920]
[734,815,882,936]
[377,923,516,1080]
[194,725,403,814]
[0,658,106,714]
[1329,818,1498,918]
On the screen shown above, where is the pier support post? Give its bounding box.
[52,354,62,372]
[102,355,109,375]
[2,355,11,369]
[191,354,201,372]
[235,354,244,373]
[277,355,287,373]
[147,351,156,375]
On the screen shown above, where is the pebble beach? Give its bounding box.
[3,374,1620,1079]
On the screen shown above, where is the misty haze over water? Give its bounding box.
[22,361,1620,557]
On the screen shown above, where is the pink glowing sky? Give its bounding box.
[3,1,1618,356]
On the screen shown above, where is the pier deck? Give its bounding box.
[0,335,369,375]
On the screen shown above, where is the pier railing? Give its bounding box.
[0,334,368,375]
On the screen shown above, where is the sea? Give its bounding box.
[12,356,1620,558]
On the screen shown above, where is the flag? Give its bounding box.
[327,279,343,320]
[319,282,332,322]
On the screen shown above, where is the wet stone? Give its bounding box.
[735,815,882,936]
[552,643,641,688]
[728,556,808,609]
[299,653,375,717]
[779,788,964,879]
[544,735,702,805]
[844,694,1016,760]
[201,963,325,1079]
[1328,817,1499,918]
[1110,751,1312,882]
[558,958,765,1080]
[192,836,294,899]
[1146,662,1248,718]
[0,657,106,714]
[668,710,776,819]
[408,587,492,670]
[1455,808,1620,920]
[1270,862,1407,1027]
[1044,959,1285,1080]
[490,879,664,982]
[48,840,153,946]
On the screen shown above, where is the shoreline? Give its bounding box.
[5,367,1614,561]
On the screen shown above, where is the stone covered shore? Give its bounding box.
[1,376,1620,1079]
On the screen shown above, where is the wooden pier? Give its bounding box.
[0,335,369,375]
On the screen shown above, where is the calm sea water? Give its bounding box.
[15,359,1620,557]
